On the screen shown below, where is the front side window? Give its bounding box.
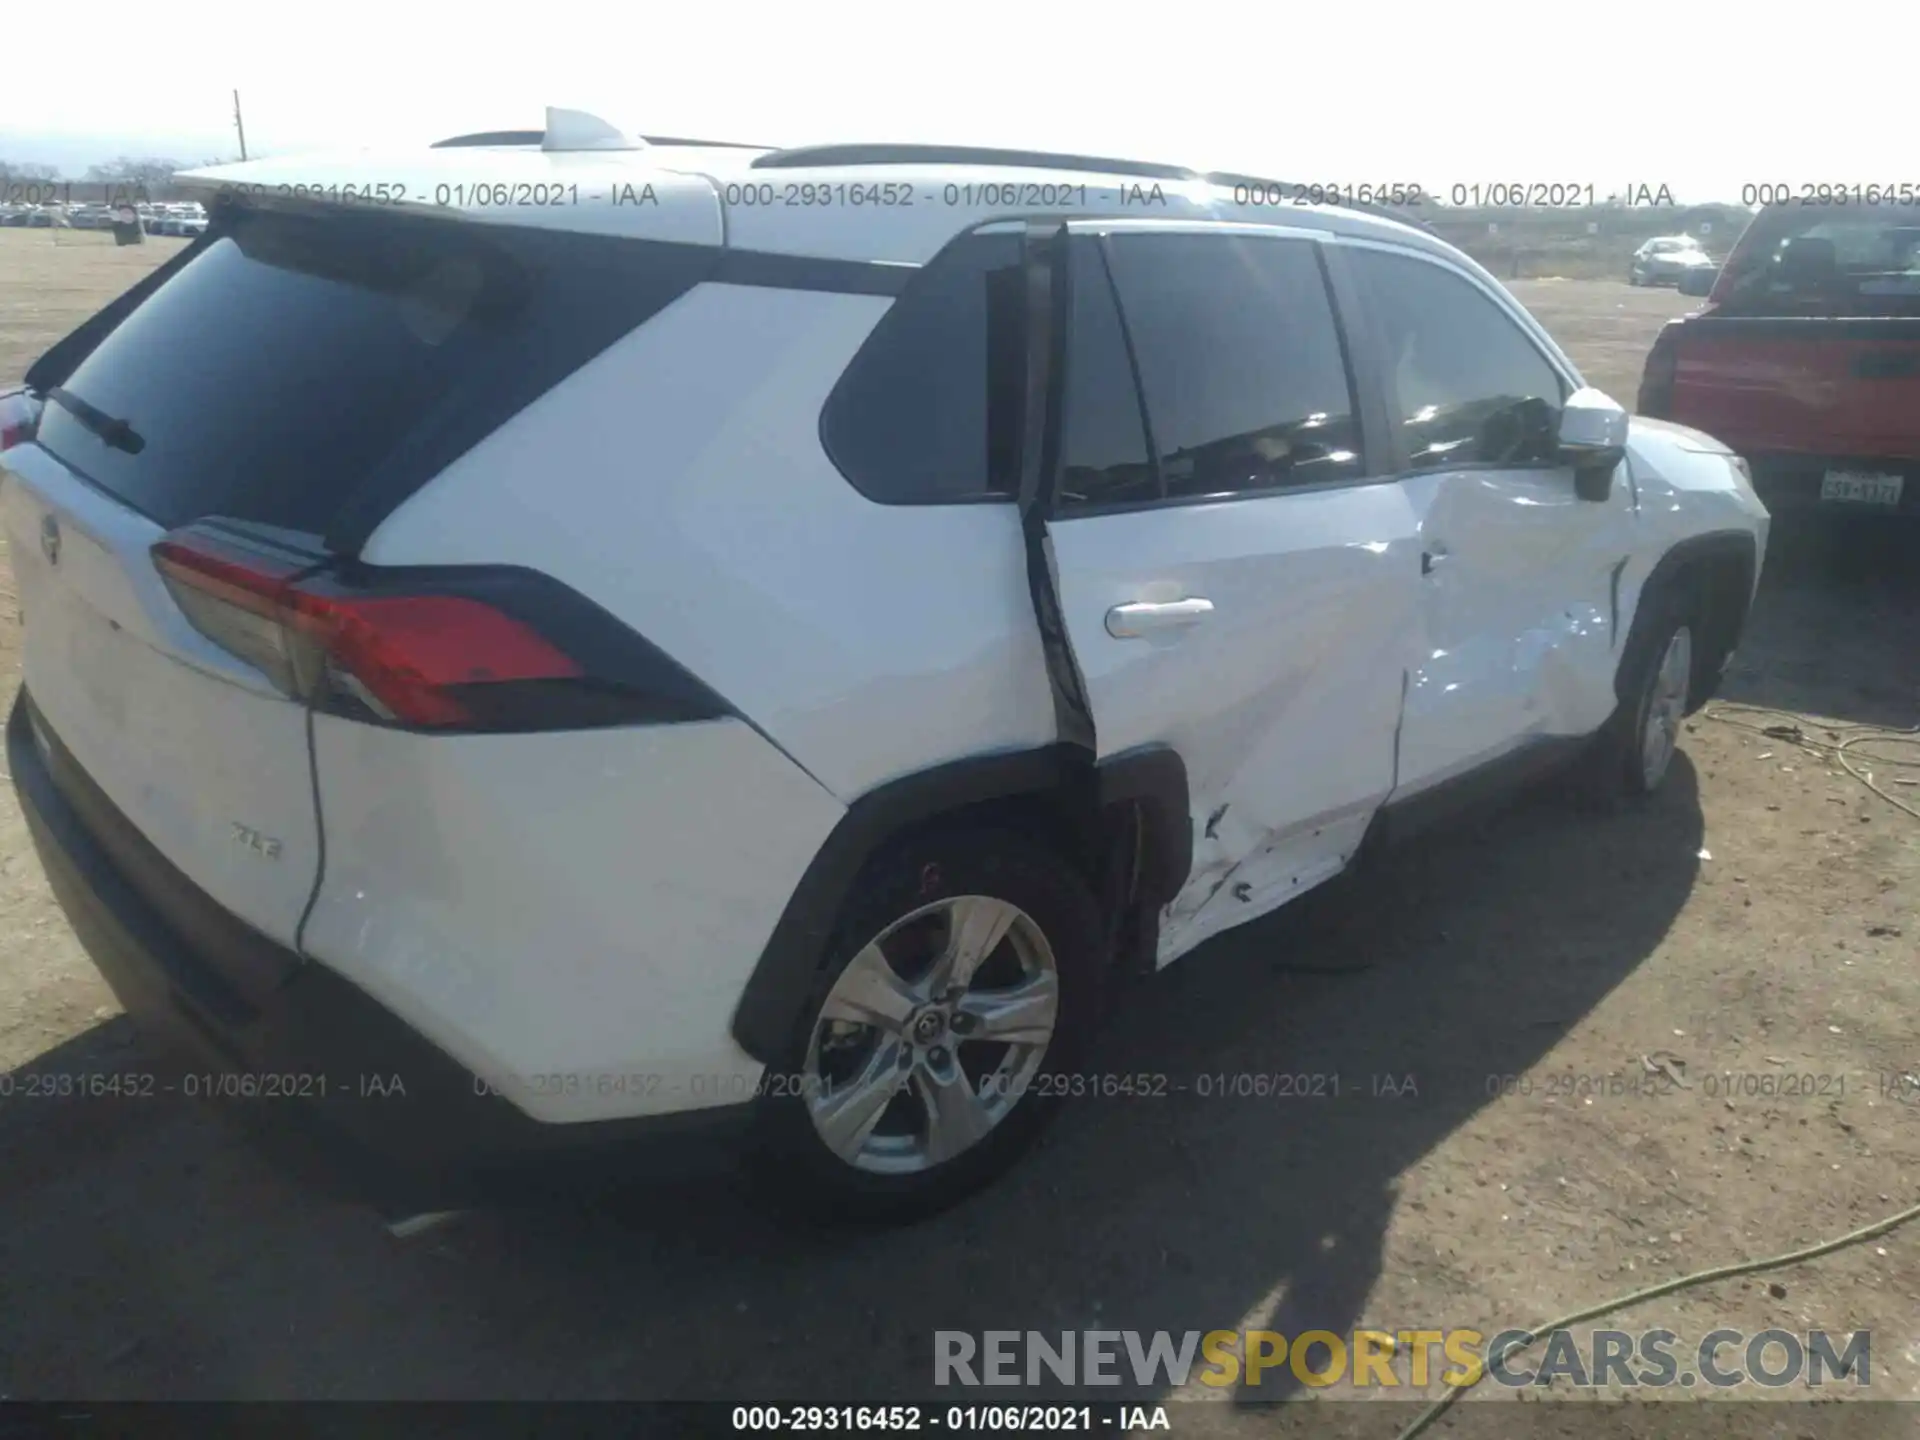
[1057,239,1155,510]
[1099,231,1363,501]
[1348,248,1567,470]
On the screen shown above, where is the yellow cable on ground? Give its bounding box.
[1396,700,1920,1437]
[1701,703,1920,822]
[1394,1196,1920,1438]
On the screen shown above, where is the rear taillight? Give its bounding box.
[151,526,326,701]
[1637,323,1680,418]
[152,518,726,732]
[282,592,580,726]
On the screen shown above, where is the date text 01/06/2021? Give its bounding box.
[731,1405,1171,1432]
[0,1070,405,1100]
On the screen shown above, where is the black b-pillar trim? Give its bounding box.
[1017,220,1097,759]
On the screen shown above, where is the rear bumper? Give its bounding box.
[1743,453,1920,519]
[7,688,753,1213]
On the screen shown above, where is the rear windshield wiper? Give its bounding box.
[48,386,145,454]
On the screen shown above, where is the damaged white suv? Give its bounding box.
[3,112,1768,1221]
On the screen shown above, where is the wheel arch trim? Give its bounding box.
[1619,529,1758,705]
[729,743,1191,1064]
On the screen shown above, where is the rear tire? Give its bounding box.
[749,826,1105,1223]
[1573,586,1697,804]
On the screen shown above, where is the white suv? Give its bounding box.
[3,112,1769,1221]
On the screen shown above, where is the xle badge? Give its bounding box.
[231,823,283,860]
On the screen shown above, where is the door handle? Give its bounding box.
[1105,597,1215,639]
[1422,549,1450,575]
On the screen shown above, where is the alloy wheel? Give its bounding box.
[1641,626,1693,790]
[803,895,1060,1175]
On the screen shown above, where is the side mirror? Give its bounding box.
[1677,266,1718,297]
[1558,387,1629,502]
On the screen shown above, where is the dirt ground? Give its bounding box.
[2,228,1918,1431]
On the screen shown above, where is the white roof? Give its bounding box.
[172,106,1448,266]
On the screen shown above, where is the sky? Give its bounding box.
[0,0,1899,203]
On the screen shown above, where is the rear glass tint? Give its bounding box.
[820,230,1026,504]
[1719,204,1920,316]
[36,205,714,542]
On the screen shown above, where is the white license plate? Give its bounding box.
[1820,470,1905,506]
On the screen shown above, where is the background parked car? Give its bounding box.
[1629,235,1716,287]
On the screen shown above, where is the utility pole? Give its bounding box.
[233,90,248,161]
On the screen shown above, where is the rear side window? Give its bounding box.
[1718,204,1920,316]
[821,231,1025,504]
[1100,232,1363,500]
[35,205,714,543]
[1348,248,1567,470]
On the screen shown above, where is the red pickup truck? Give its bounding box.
[1637,201,1920,520]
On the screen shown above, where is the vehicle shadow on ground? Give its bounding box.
[1,758,1707,1405]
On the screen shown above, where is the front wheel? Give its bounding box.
[1574,593,1696,803]
[751,826,1105,1222]
[1631,623,1693,793]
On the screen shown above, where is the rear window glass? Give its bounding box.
[1719,204,1920,316]
[36,205,714,540]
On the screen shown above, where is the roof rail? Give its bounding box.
[751,144,1193,182]
[747,143,1431,231]
[433,128,769,152]
[641,135,773,150]
[432,130,544,148]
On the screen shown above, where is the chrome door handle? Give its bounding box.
[1105,597,1215,638]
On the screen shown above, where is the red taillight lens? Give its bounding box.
[284,591,581,726]
[153,527,581,728]
[1637,324,1680,418]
